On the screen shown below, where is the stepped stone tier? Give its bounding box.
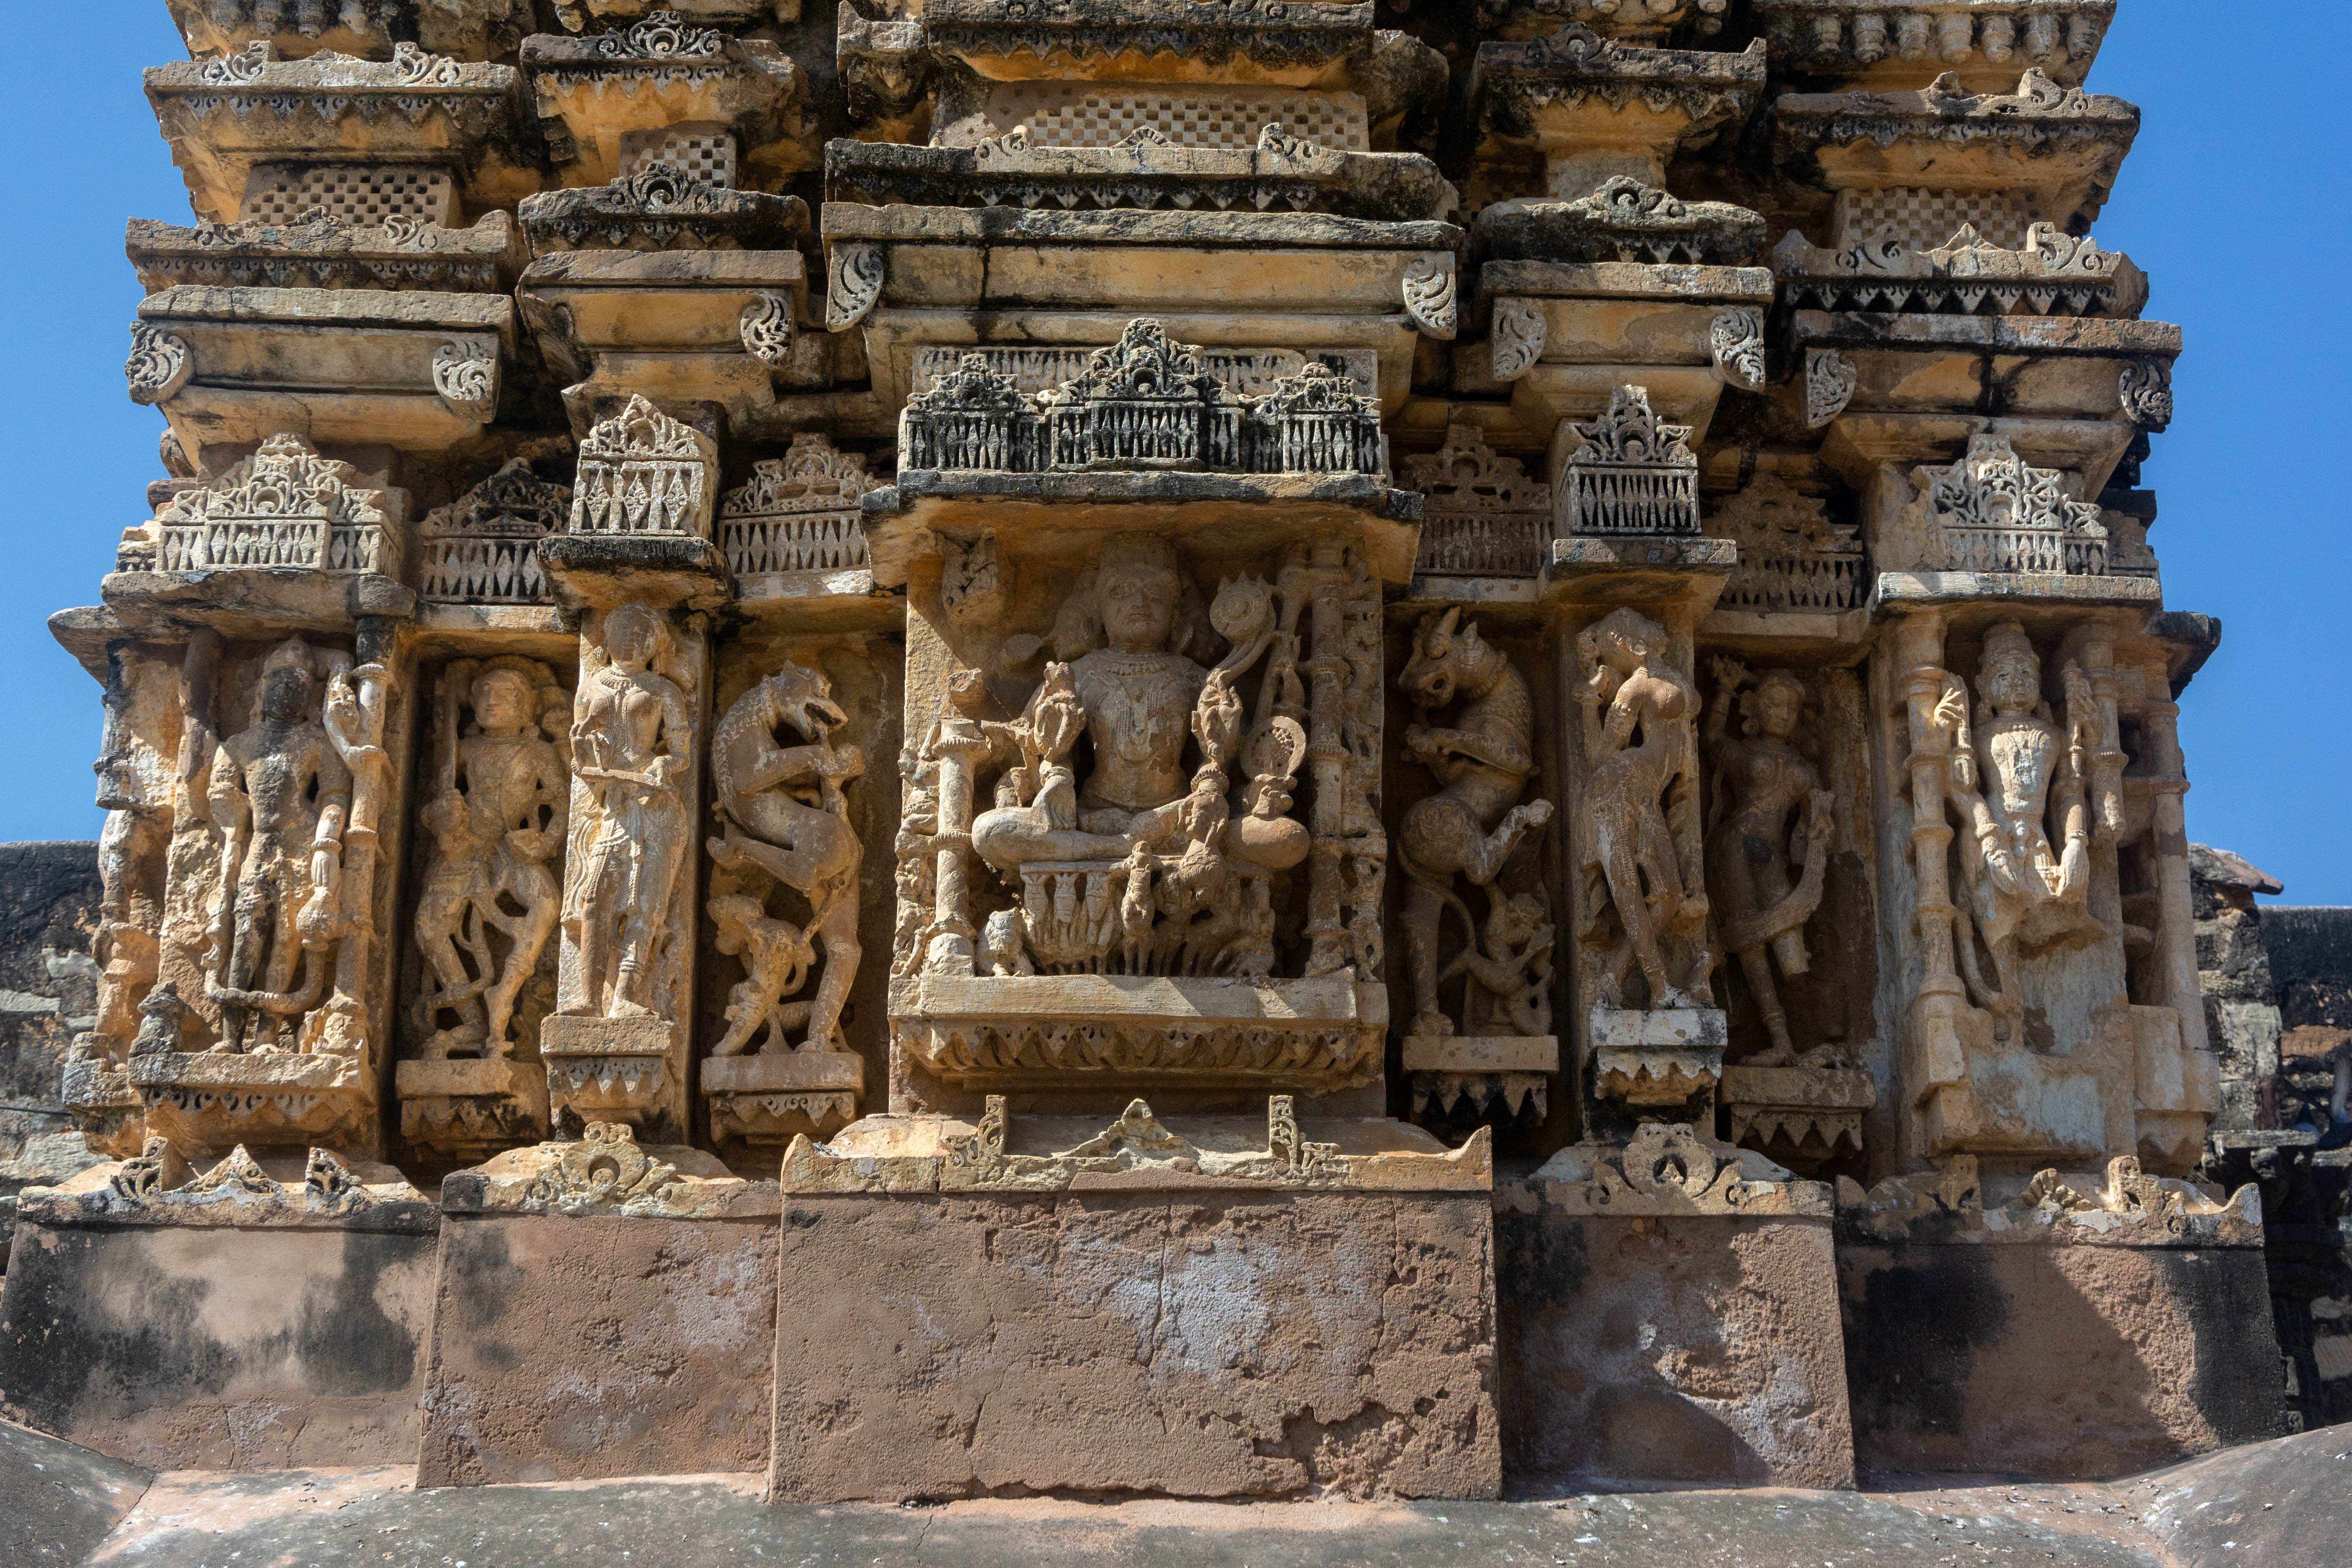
[0,0,2294,1507]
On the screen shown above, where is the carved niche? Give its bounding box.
[1394,610,1558,1131]
[396,658,573,1162]
[541,600,700,1136]
[893,531,1389,1101]
[129,632,396,1154]
[1698,659,1878,1168]
[702,658,869,1147]
[1891,613,2216,1178]
[1905,435,2107,577]
[1561,386,1701,537]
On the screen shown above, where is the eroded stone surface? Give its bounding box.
[772,1188,1500,1501]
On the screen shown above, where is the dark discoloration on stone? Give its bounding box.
[772,1190,1499,1503]
[0,841,102,1161]
[0,1217,436,1470]
[0,1415,150,1566]
[1500,1213,1854,1491]
[1839,1240,2284,1480]
[417,1213,779,1487]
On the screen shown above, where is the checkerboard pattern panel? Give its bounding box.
[619,127,738,189]
[240,165,457,225]
[1836,187,2046,250]
[988,86,1369,151]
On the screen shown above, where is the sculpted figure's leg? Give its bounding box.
[802,895,861,1052]
[413,882,485,1052]
[484,864,558,1051]
[1401,873,1448,1037]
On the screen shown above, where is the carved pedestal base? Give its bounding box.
[1498,1127,1853,1490]
[1403,1035,1557,1131]
[1722,1064,1877,1163]
[1906,990,2105,1162]
[703,1053,861,1148]
[0,1149,436,1470]
[396,1058,549,1164]
[1591,1006,1725,1106]
[59,1055,146,1157]
[420,1135,774,1486]
[773,1102,1499,1502]
[1839,1167,2279,1479]
[126,1051,369,1155]
[891,974,1384,1095]
[540,1014,669,1131]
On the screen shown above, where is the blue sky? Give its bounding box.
[2,3,2345,901]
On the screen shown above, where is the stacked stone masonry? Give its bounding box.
[0,0,2294,1502]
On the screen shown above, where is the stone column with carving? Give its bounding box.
[533,395,726,1144]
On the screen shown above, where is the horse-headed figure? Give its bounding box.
[707,661,865,1055]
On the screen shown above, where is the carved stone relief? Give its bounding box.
[703,657,868,1146]
[397,659,571,1162]
[1394,611,1556,1130]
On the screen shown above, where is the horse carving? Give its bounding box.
[1396,609,1553,1038]
[706,663,864,1055]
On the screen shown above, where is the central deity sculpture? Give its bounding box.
[966,533,1310,976]
[1937,619,2101,1032]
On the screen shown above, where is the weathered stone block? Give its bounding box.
[0,1186,437,1470]
[771,1188,1500,1502]
[1498,1209,1855,1491]
[416,1206,780,1486]
[1839,1232,2284,1479]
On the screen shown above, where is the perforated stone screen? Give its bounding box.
[1835,187,2046,250]
[239,165,459,226]
[618,126,739,189]
[976,85,1369,152]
